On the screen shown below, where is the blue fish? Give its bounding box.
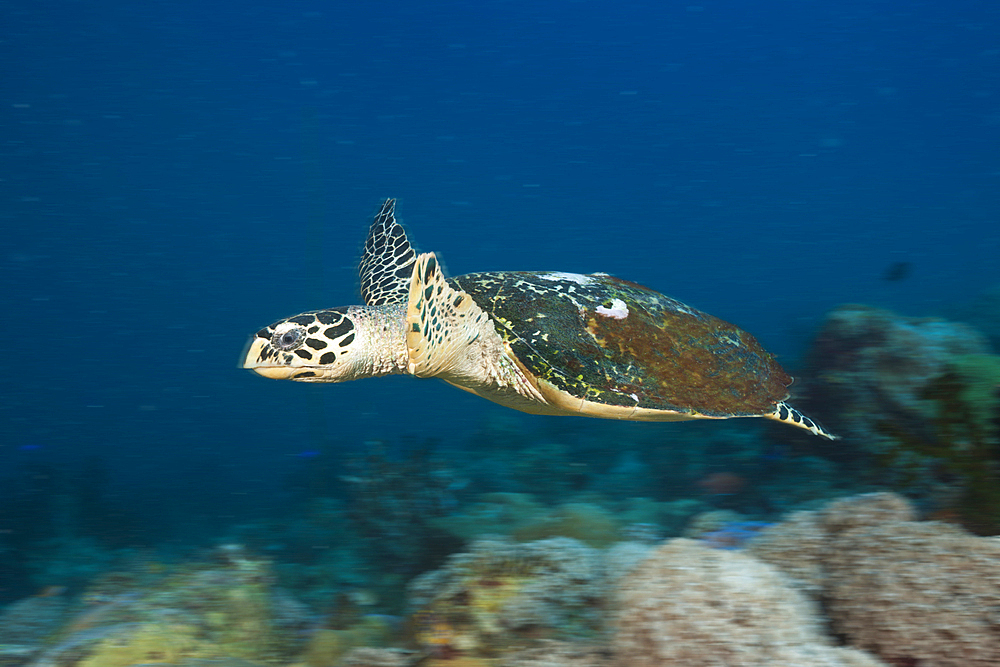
[294,450,321,459]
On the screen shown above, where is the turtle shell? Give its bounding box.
[449,271,792,418]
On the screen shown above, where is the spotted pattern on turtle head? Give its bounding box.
[247,307,356,376]
[358,198,417,307]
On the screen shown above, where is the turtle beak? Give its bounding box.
[247,364,297,380]
[241,337,296,379]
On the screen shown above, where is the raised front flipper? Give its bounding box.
[358,198,417,306]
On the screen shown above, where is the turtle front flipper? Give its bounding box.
[358,198,418,306]
[406,252,545,405]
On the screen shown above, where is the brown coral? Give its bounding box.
[749,492,1000,666]
[610,538,886,667]
[825,520,1000,666]
[748,492,917,601]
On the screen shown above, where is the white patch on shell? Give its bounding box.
[540,271,593,285]
[596,298,629,319]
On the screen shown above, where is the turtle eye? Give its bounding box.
[271,325,305,351]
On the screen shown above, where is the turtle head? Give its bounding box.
[242,307,365,382]
[242,304,408,382]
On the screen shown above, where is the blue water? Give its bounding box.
[2,0,998,599]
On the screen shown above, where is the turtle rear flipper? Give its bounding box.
[767,400,838,440]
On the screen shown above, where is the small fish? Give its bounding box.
[294,450,321,459]
[700,521,772,550]
[760,443,788,462]
[882,261,912,282]
[697,472,746,496]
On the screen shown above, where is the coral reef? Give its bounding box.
[951,282,1000,351]
[8,489,1000,667]
[808,304,990,417]
[0,592,68,666]
[14,544,312,667]
[615,497,705,536]
[611,537,886,667]
[226,498,374,612]
[432,494,685,548]
[748,492,917,600]
[681,510,778,550]
[947,354,1000,442]
[799,304,1000,531]
[680,508,747,537]
[697,520,772,550]
[74,622,211,667]
[0,457,148,601]
[602,542,654,593]
[301,616,397,667]
[339,648,415,666]
[509,442,579,503]
[342,440,467,577]
[498,640,611,667]
[429,493,549,543]
[827,521,1000,667]
[510,503,622,547]
[407,537,605,657]
[750,492,1000,666]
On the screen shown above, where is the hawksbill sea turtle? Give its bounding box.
[242,199,835,439]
